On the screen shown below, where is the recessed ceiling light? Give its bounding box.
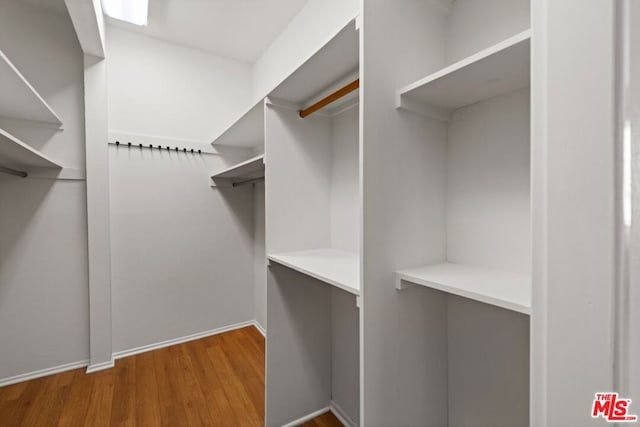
[101,0,149,26]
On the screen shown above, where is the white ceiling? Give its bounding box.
[106,0,310,64]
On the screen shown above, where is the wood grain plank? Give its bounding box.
[0,326,338,426]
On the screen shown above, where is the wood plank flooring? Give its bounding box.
[0,326,342,427]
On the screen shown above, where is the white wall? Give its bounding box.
[107,26,253,142]
[447,89,530,274]
[252,0,359,101]
[330,106,359,252]
[106,27,257,353]
[0,0,89,383]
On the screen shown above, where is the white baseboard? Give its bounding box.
[253,320,266,337]
[281,407,331,427]
[0,320,262,387]
[0,359,88,388]
[112,320,256,360]
[330,400,356,427]
[86,359,115,374]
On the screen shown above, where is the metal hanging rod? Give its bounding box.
[232,177,265,188]
[299,79,360,118]
[0,165,28,178]
[113,141,202,154]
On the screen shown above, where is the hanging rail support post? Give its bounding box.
[299,79,360,118]
[0,165,28,178]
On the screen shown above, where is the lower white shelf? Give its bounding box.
[267,248,360,296]
[396,262,531,315]
[0,128,60,169]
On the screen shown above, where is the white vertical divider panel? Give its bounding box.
[265,104,333,426]
[360,1,450,425]
[531,0,616,425]
[626,0,640,401]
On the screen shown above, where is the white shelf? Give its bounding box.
[268,248,360,296]
[396,30,531,120]
[0,128,61,169]
[396,262,531,315]
[211,100,264,148]
[0,50,62,125]
[212,154,264,180]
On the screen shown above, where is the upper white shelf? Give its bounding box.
[0,50,62,125]
[396,30,531,120]
[268,248,360,296]
[211,100,264,148]
[211,154,264,181]
[396,262,531,315]
[0,128,61,169]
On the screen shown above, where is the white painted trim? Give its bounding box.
[330,400,356,427]
[86,359,115,374]
[112,320,256,360]
[281,407,331,427]
[0,360,88,388]
[253,320,266,337]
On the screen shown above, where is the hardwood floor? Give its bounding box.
[0,326,343,427]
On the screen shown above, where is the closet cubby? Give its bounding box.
[0,49,63,173]
[210,99,266,187]
[265,20,360,427]
[371,0,531,425]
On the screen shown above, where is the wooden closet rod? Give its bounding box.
[0,165,27,178]
[299,79,359,118]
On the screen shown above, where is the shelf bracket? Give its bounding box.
[0,165,28,178]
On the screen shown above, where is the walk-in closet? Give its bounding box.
[0,0,633,426]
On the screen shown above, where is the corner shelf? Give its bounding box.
[268,248,360,296]
[210,154,264,187]
[211,100,264,148]
[396,30,531,121]
[396,262,531,315]
[0,50,63,125]
[0,128,61,169]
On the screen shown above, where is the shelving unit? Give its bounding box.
[396,262,530,315]
[211,99,264,149]
[0,49,63,125]
[360,0,533,425]
[265,20,361,427]
[268,249,359,296]
[396,30,531,120]
[210,154,264,187]
[0,128,60,170]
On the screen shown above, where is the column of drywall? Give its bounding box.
[252,0,359,101]
[360,1,449,425]
[531,0,617,424]
[83,54,113,371]
[628,0,640,401]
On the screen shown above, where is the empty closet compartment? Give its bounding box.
[393,1,531,425]
[265,21,360,427]
[210,99,266,188]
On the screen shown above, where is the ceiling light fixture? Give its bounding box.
[101,0,149,26]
